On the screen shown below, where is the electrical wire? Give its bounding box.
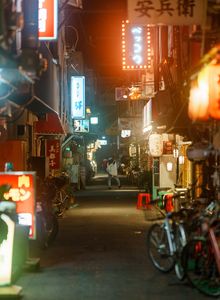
[65,25,79,51]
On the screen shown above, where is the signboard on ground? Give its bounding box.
[0,172,36,239]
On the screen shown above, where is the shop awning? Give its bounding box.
[27,96,65,135]
[25,96,58,116]
[34,112,65,135]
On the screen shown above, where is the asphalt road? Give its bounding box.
[16,177,210,300]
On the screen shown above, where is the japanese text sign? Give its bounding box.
[0,172,36,239]
[128,0,207,25]
[46,139,61,171]
[39,0,58,40]
[71,76,85,119]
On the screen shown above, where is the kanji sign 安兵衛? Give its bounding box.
[128,0,206,26]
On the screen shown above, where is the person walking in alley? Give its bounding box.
[106,156,121,189]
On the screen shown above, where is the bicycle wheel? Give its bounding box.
[183,238,220,297]
[174,223,187,281]
[36,212,49,249]
[53,190,66,217]
[46,212,59,245]
[147,223,175,272]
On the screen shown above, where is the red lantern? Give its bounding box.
[188,86,209,121]
[208,63,220,119]
[188,67,209,121]
[189,53,220,121]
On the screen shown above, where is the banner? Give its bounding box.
[46,139,61,170]
[128,0,206,25]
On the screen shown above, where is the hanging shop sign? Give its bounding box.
[127,0,206,26]
[90,117,99,125]
[122,20,153,70]
[0,172,36,239]
[71,76,85,119]
[115,87,129,101]
[39,0,58,40]
[143,99,152,132]
[149,133,163,157]
[46,139,61,171]
[73,119,89,132]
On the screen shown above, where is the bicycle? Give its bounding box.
[146,191,188,280]
[47,175,73,218]
[181,147,220,297]
[181,200,220,297]
[36,177,59,249]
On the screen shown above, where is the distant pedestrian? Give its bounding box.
[106,157,121,189]
[102,159,108,173]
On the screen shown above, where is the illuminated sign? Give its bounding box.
[122,21,153,70]
[98,139,107,146]
[0,214,15,286]
[73,119,89,132]
[0,172,36,239]
[115,87,129,101]
[90,117,98,125]
[46,140,61,172]
[39,0,58,40]
[71,76,85,119]
[128,0,206,25]
[121,130,131,138]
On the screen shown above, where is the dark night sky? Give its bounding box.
[76,0,128,84]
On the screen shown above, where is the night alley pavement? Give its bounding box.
[16,176,209,300]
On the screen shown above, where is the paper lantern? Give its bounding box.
[208,63,220,119]
[149,133,163,157]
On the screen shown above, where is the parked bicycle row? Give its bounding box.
[146,185,220,297]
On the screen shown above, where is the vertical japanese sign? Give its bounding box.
[128,0,207,25]
[0,172,36,239]
[71,76,85,119]
[39,0,58,40]
[46,140,61,172]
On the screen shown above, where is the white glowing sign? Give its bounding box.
[121,130,131,138]
[0,214,15,286]
[122,21,152,70]
[39,0,58,40]
[90,117,99,125]
[98,139,108,146]
[131,26,143,65]
[71,76,85,119]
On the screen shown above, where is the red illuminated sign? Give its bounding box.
[0,172,36,239]
[122,21,153,70]
[46,140,61,171]
[39,0,58,40]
